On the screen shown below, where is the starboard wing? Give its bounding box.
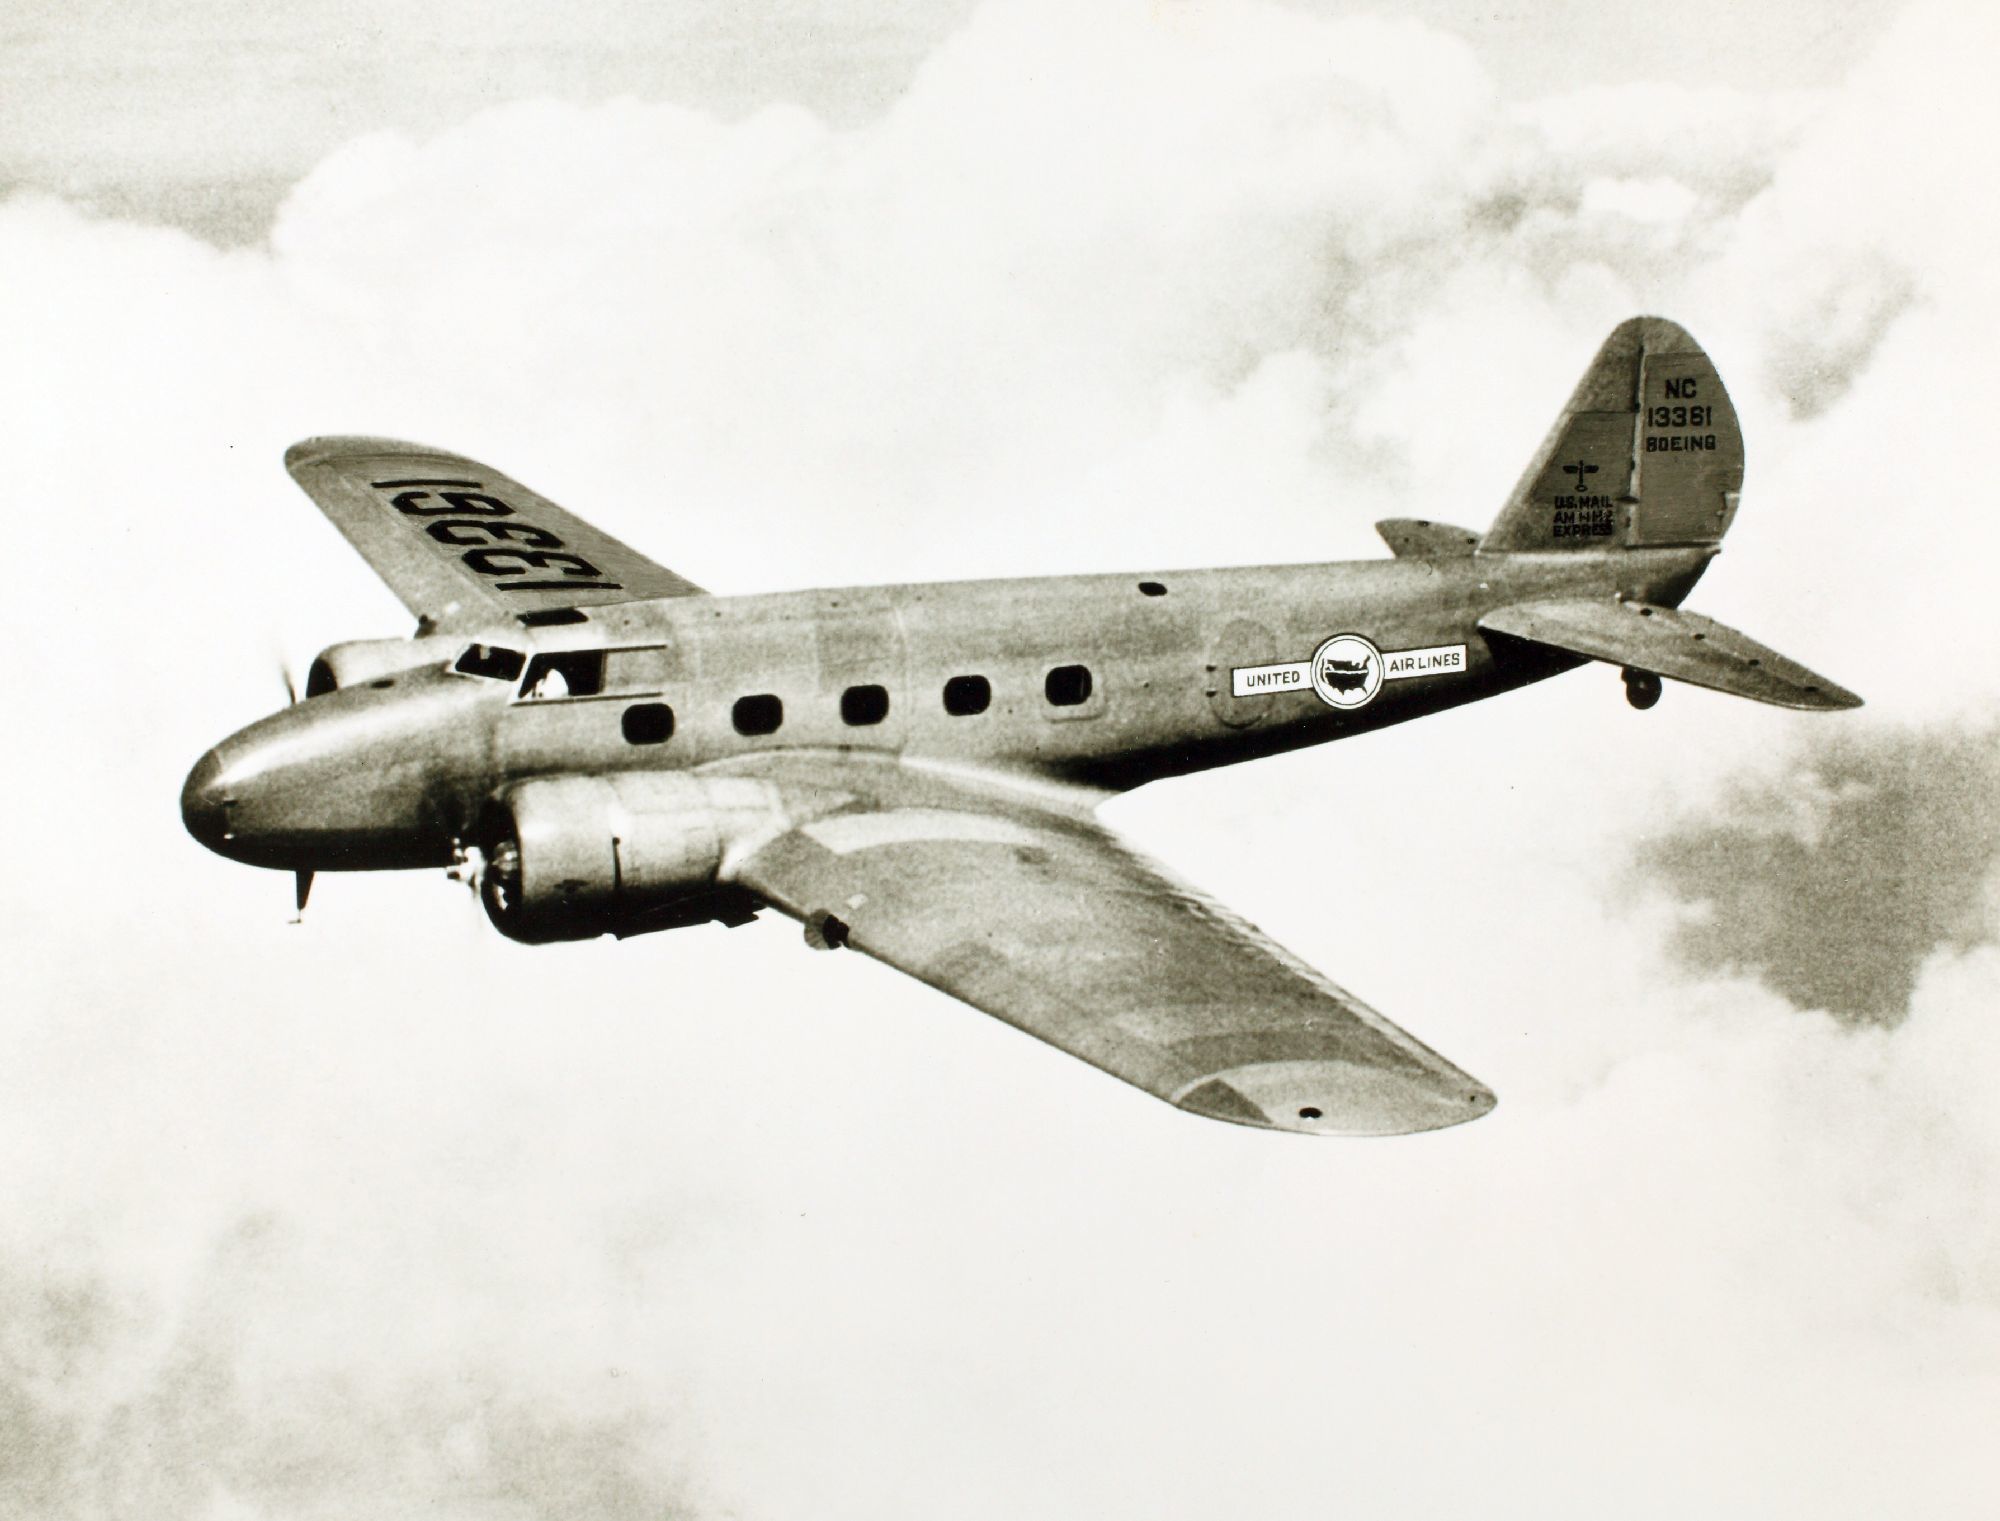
[285,436,705,632]
[725,760,1494,1136]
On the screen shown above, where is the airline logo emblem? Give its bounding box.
[1311,634,1382,709]
[1231,638,1466,710]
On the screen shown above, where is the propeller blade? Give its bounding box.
[445,845,490,939]
[271,637,301,706]
[447,842,484,897]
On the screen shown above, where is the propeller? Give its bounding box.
[273,639,302,708]
[282,656,308,920]
[447,841,491,926]
[447,840,515,941]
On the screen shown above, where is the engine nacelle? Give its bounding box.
[477,774,783,943]
[306,635,463,697]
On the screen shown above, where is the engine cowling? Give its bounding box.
[306,636,463,696]
[476,774,782,943]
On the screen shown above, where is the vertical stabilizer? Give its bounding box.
[1480,317,1743,554]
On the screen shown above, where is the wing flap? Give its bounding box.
[1481,597,1862,710]
[727,763,1494,1136]
[285,437,704,631]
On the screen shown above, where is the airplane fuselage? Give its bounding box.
[183,543,1713,879]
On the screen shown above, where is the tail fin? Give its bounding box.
[1480,316,1743,554]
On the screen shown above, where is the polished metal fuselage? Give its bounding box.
[183,545,1712,873]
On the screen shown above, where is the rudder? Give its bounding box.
[1480,317,1743,554]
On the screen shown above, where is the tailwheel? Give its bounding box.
[1623,667,1662,710]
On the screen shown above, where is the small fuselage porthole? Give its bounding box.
[1044,664,1093,707]
[622,703,675,745]
[733,693,783,736]
[841,684,890,726]
[943,675,991,716]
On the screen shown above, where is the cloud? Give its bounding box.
[1629,722,2000,1023]
[0,1225,706,1520]
[3,1,1998,1517]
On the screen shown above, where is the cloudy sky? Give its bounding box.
[4,1,1996,1517]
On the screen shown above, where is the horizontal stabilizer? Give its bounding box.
[1480,598,1861,711]
[1376,518,1481,558]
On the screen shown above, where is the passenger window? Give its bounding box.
[454,644,527,682]
[1045,664,1093,706]
[733,693,783,735]
[604,645,678,692]
[942,675,991,716]
[518,651,606,700]
[621,703,674,745]
[841,684,890,726]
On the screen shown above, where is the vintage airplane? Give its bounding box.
[183,317,1858,1137]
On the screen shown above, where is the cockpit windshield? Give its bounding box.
[453,644,527,682]
[517,650,606,700]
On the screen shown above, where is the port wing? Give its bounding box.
[285,437,705,631]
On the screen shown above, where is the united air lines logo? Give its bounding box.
[1230,635,1467,710]
[1310,634,1382,710]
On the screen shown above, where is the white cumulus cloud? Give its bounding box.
[2,2,1997,1517]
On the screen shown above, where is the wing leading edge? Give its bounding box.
[285,437,705,631]
[724,758,1495,1136]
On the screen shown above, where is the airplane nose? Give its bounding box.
[181,749,230,852]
